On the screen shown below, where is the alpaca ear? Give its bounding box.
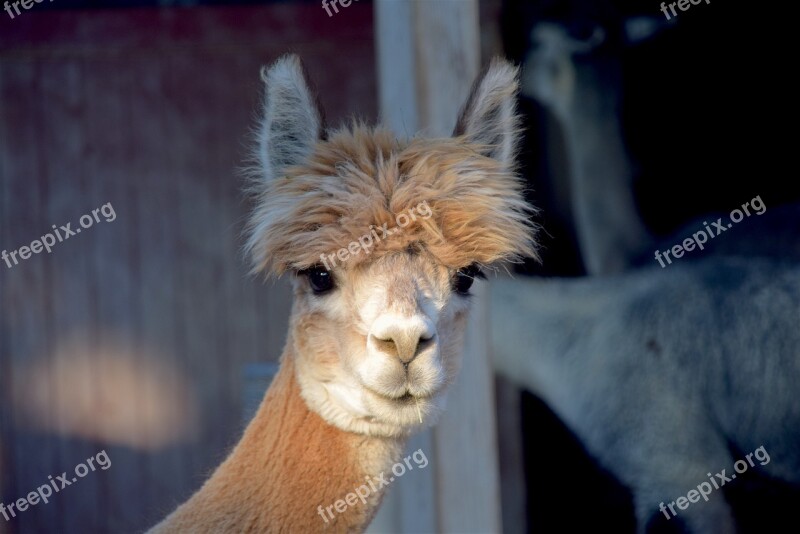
[257,55,324,182]
[453,58,521,169]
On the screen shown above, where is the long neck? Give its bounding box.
[150,350,403,533]
[490,274,650,405]
[560,62,652,274]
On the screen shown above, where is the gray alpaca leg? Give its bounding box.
[635,486,735,534]
[631,457,737,534]
[602,415,737,534]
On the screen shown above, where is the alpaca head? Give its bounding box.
[523,22,608,121]
[246,55,537,437]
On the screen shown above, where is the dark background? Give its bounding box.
[501,0,800,531]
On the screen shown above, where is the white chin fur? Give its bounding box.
[295,367,446,437]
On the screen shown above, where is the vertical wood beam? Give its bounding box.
[371,2,502,531]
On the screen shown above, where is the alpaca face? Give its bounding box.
[246,55,537,436]
[290,250,475,435]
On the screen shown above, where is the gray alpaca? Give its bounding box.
[492,21,800,533]
[492,258,800,532]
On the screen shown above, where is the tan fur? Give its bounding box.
[151,55,536,533]
[246,125,538,276]
[151,354,398,533]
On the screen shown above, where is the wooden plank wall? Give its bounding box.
[0,5,376,533]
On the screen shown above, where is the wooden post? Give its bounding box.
[371,1,502,532]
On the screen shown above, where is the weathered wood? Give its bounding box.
[0,4,377,532]
[494,376,526,534]
[1,59,59,534]
[372,1,502,532]
[49,58,103,534]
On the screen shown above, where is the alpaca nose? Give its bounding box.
[369,315,436,364]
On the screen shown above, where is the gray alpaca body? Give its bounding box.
[491,258,800,532]
[502,19,800,532]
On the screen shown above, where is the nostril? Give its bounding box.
[369,315,437,364]
[372,336,398,357]
[417,336,435,352]
[370,332,436,365]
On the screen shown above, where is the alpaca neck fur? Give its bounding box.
[150,342,404,533]
[490,273,648,402]
[560,73,651,274]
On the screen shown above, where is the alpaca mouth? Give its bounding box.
[391,389,435,405]
[368,387,429,404]
[362,375,442,405]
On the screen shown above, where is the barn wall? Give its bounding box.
[0,5,376,532]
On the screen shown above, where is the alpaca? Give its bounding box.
[523,21,800,271]
[494,20,800,534]
[523,21,650,274]
[149,55,536,532]
[491,258,800,533]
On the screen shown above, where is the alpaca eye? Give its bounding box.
[301,266,335,294]
[453,264,484,295]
